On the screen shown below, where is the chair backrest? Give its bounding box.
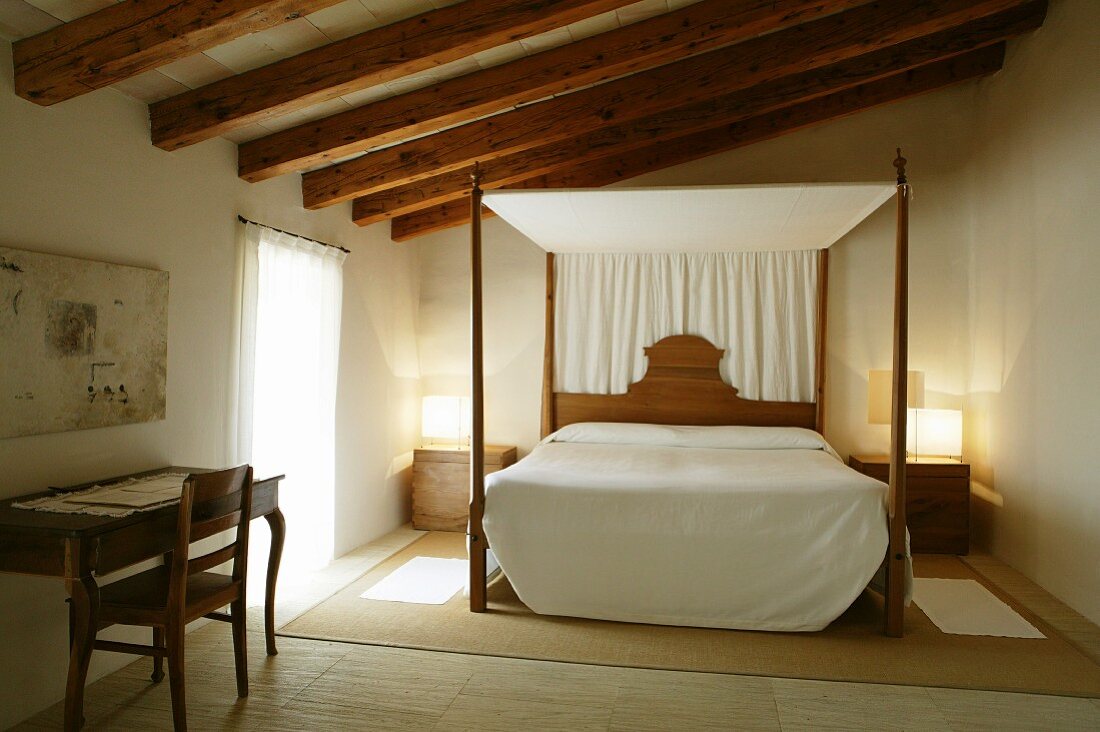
[169,466,254,606]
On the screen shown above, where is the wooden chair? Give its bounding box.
[75,466,254,731]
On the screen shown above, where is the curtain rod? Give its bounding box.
[237,215,351,254]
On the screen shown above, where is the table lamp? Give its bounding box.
[906,408,963,461]
[421,395,471,447]
[867,370,925,424]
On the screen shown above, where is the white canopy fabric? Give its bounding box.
[555,251,819,400]
[482,183,895,253]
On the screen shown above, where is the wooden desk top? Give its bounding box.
[0,467,284,538]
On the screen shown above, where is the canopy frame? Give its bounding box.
[467,158,908,637]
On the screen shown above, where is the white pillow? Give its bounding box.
[546,422,839,458]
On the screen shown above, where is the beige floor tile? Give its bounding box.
[10,695,115,731]
[927,687,1100,731]
[611,670,780,731]
[86,703,225,731]
[19,632,1100,732]
[341,642,486,677]
[615,666,771,694]
[133,632,323,678]
[79,673,176,713]
[15,691,222,731]
[196,703,323,732]
[81,634,328,723]
[459,661,621,708]
[773,678,951,731]
[462,651,628,678]
[9,720,56,731]
[199,634,347,676]
[86,668,314,716]
[278,698,440,731]
[293,655,471,717]
[435,692,612,732]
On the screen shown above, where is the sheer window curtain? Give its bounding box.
[554,251,818,401]
[233,222,346,580]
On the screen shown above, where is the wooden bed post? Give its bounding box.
[885,150,910,637]
[814,248,829,434]
[469,163,488,613]
[541,252,556,439]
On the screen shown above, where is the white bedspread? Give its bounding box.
[483,423,899,632]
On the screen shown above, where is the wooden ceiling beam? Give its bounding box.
[388,45,1007,241]
[303,0,1036,209]
[148,0,639,151]
[354,3,1042,225]
[237,0,870,182]
[12,0,347,105]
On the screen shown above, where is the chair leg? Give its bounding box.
[151,627,165,683]
[230,599,249,698]
[167,626,187,732]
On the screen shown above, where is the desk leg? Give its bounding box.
[263,508,286,656]
[64,574,99,731]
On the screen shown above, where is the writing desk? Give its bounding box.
[0,467,285,731]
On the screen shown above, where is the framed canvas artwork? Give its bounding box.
[0,246,168,438]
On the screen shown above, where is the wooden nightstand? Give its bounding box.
[848,455,971,555]
[412,445,517,531]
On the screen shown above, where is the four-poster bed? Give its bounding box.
[467,154,911,636]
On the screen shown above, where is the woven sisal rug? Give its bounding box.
[279,531,1100,698]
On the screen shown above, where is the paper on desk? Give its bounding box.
[13,473,189,516]
[70,475,185,507]
[71,487,181,508]
[114,475,188,493]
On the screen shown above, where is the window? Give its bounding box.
[236,221,346,577]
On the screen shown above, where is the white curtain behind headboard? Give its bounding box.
[555,251,818,401]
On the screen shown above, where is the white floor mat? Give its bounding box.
[914,578,1045,638]
[360,556,467,605]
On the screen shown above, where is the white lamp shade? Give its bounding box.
[421,396,471,441]
[906,408,962,458]
[868,370,925,424]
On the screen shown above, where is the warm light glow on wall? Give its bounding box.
[906,408,963,459]
[421,395,470,444]
[867,370,926,424]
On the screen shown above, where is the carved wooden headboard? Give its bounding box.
[550,335,816,431]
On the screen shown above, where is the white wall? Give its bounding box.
[964,0,1100,624]
[334,234,421,555]
[417,219,548,453]
[0,41,420,727]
